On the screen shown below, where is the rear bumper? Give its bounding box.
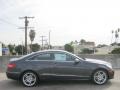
[6,72,20,80]
[108,69,114,79]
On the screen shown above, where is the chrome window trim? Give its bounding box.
[25,59,74,63]
[25,51,82,62]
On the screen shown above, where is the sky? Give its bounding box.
[0,0,120,46]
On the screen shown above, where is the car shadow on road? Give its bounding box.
[0,79,113,90]
[39,80,112,86]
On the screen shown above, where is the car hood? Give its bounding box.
[85,58,111,66]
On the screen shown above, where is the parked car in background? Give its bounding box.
[6,50,114,87]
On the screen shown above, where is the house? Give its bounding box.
[52,46,64,50]
[73,41,95,54]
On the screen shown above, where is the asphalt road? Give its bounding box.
[0,70,120,90]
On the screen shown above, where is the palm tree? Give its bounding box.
[80,39,86,44]
[29,30,35,52]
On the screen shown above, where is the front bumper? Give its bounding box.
[6,72,20,80]
[108,69,114,79]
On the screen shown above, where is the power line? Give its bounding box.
[0,0,18,11]
[0,18,19,27]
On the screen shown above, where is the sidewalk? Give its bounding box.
[0,73,6,81]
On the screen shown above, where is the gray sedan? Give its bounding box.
[6,50,114,87]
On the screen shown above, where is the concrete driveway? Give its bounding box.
[0,70,120,90]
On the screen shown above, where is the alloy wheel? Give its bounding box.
[93,70,108,85]
[22,72,37,87]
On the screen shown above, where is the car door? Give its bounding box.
[27,52,55,76]
[53,51,89,79]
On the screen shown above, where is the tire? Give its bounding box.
[92,70,108,85]
[21,71,38,87]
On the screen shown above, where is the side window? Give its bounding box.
[54,53,67,61]
[54,52,75,61]
[29,53,53,60]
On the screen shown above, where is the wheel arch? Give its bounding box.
[91,68,109,78]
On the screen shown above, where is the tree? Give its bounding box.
[70,41,74,45]
[118,43,120,46]
[2,43,6,48]
[15,45,25,55]
[111,48,120,54]
[111,42,117,46]
[29,30,36,52]
[75,40,78,44]
[8,44,15,54]
[30,43,40,52]
[80,39,86,44]
[111,43,120,46]
[64,44,74,53]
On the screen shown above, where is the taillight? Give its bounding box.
[8,63,16,69]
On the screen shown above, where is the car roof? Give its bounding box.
[36,49,68,53]
[20,49,83,60]
[19,50,70,59]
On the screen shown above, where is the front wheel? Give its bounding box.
[21,71,38,87]
[92,70,108,85]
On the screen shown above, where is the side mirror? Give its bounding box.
[82,57,86,60]
[75,58,80,63]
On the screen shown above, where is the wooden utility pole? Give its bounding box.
[19,16,34,54]
[49,30,51,49]
[40,36,46,50]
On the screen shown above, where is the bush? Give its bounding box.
[64,44,74,53]
[111,48,120,54]
[80,48,94,54]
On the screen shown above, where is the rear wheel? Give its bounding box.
[92,70,108,85]
[21,71,38,87]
